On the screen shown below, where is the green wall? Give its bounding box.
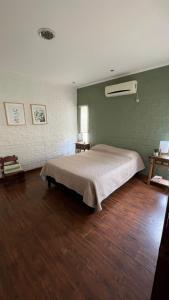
[77,65,169,174]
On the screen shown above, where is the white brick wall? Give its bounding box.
[0,72,77,175]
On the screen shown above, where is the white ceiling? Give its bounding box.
[0,0,169,87]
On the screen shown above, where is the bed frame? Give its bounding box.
[46,175,95,212]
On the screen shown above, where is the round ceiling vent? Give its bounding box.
[38,28,55,40]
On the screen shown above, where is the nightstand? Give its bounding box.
[75,142,90,153]
[147,155,169,187]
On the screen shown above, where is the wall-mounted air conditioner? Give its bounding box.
[105,80,137,97]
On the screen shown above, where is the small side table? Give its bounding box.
[75,142,90,153]
[147,155,169,187]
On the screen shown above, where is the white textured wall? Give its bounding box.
[0,72,77,173]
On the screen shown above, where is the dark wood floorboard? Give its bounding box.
[0,170,168,300]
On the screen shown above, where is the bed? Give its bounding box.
[41,144,144,211]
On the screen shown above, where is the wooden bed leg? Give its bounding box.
[47,176,51,188]
[88,207,97,214]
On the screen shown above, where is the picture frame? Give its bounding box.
[31,104,47,125]
[4,102,26,126]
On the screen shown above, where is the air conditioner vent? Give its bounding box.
[105,81,137,97]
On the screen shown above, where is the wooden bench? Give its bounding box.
[0,155,25,185]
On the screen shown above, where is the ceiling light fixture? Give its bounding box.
[38,28,55,40]
[110,69,115,72]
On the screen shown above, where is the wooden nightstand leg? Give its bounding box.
[147,158,154,184]
[152,164,156,178]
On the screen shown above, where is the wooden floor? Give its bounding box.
[0,170,168,300]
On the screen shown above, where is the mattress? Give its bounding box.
[41,144,145,211]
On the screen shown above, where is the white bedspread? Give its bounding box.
[41,144,144,211]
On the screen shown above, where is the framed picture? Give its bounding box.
[4,102,26,126]
[31,104,47,125]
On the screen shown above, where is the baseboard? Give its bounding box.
[25,167,42,174]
